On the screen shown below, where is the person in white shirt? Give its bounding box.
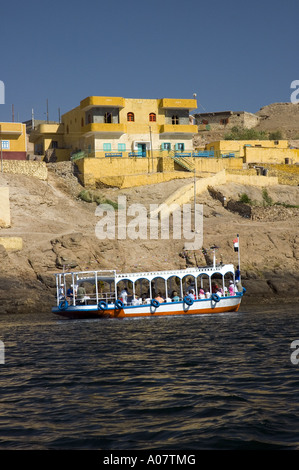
[120,288,128,305]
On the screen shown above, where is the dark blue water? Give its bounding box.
[0,305,299,450]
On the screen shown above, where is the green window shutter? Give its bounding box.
[162,143,171,150]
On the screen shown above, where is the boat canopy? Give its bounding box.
[54,265,236,307]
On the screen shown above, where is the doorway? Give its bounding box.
[137,143,146,157]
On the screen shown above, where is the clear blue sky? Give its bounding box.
[0,0,298,122]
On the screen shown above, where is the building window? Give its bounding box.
[175,143,185,151]
[104,112,112,123]
[1,140,10,150]
[127,112,134,122]
[103,143,111,151]
[88,114,92,124]
[220,118,229,125]
[81,118,84,127]
[172,115,179,125]
[162,143,171,150]
[149,113,156,122]
[118,143,126,151]
[51,141,58,149]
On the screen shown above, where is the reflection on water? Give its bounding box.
[0,305,298,449]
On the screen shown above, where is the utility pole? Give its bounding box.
[149,126,154,173]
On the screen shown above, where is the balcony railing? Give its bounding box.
[160,124,198,135]
[70,149,239,161]
[82,123,126,135]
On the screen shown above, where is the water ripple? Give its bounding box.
[0,306,298,449]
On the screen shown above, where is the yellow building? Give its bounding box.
[63,96,198,158]
[0,122,27,160]
[29,96,197,160]
[205,140,299,164]
[29,121,66,160]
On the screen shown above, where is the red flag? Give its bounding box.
[233,237,239,252]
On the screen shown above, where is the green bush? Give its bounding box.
[239,193,252,204]
[225,126,268,140]
[269,130,283,140]
[262,188,273,206]
[78,190,118,209]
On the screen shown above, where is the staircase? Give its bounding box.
[171,152,195,172]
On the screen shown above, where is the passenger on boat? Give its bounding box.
[199,288,205,299]
[217,287,224,296]
[59,285,65,300]
[131,296,140,306]
[212,283,218,293]
[155,292,164,303]
[188,289,196,300]
[120,288,128,305]
[205,290,211,298]
[67,286,73,300]
[172,291,180,302]
[228,280,236,296]
[235,266,243,292]
[77,284,86,304]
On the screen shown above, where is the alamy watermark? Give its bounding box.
[95,196,203,250]
[290,340,299,365]
[290,80,299,104]
[0,81,4,104]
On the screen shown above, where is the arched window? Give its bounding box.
[172,115,179,125]
[104,112,112,123]
[127,112,134,122]
[149,113,156,122]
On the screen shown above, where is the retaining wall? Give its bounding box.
[0,187,10,227]
[0,160,48,180]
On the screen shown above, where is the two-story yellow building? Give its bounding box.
[29,96,198,160]
[65,96,198,157]
[0,122,27,160]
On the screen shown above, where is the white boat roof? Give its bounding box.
[55,264,235,284]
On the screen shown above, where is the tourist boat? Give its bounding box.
[52,258,245,319]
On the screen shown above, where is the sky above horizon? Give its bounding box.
[0,0,298,122]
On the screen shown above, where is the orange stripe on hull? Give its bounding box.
[53,299,242,319]
[112,304,240,318]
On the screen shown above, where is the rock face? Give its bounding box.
[0,163,298,314]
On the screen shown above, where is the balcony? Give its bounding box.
[159,98,197,110]
[82,122,126,136]
[0,123,24,135]
[80,96,125,111]
[160,124,198,136]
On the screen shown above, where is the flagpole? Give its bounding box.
[237,233,240,270]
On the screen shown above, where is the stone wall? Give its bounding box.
[0,160,48,180]
[0,187,10,227]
